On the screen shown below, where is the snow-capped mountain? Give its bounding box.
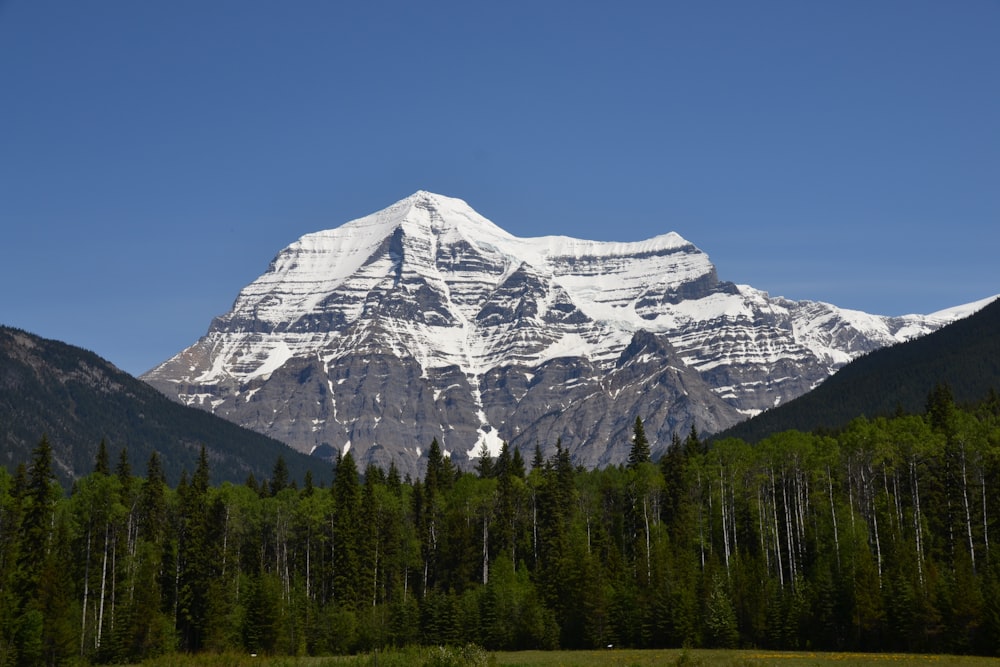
[142,191,993,476]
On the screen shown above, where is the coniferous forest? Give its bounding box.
[3,386,1000,665]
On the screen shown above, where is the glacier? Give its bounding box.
[142,191,995,476]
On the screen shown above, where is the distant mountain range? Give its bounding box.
[714,293,1000,443]
[0,325,331,487]
[140,191,996,476]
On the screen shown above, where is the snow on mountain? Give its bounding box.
[142,191,995,476]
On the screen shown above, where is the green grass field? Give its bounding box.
[135,647,1000,667]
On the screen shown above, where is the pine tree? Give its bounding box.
[426,438,446,489]
[386,460,402,495]
[17,436,57,600]
[94,438,110,476]
[271,455,289,496]
[139,452,167,544]
[176,447,213,651]
[511,446,526,479]
[14,436,59,663]
[926,382,956,434]
[115,447,131,482]
[628,416,651,468]
[332,451,361,607]
[531,444,545,472]
[475,442,494,479]
[684,423,703,457]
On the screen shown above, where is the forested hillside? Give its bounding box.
[716,296,1000,443]
[3,388,1000,664]
[0,325,331,486]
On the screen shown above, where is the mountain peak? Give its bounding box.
[142,192,989,478]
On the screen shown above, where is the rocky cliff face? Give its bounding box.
[142,191,976,476]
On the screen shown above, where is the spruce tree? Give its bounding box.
[511,446,526,479]
[386,460,402,495]
[475,441,494,479]
[271,455,289,495]
[628,416,651,468]
[176,447,212,651]
[94,438,110,476]
[115,447,131,482]
[531,444,545,471]
[17,436,57,599]
[426,438,445,489]
[332,451,361,607]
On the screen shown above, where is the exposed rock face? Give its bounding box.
[142,191,978,476]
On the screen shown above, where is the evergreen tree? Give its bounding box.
[176,447,213,651]
[14,436,59,663]
[426,438,446,489]
[927,382,957,434]
[139,451,167,544]
[271,455,289,496]
[684,423,703,457]
[628,416,651,468]
[332,451,361,607]
[115,447,131,483]
[511,446,526,479]
[475,442,494,479]
[531,443,545,472]
[386,460,402,495]
[36,511,76,666]
[17,436,57,600]
[94,438,110,476]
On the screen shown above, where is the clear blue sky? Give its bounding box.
[1,1,997,376]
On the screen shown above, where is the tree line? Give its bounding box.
[2,385,1000,664]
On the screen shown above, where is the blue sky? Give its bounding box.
[1,1,997,376]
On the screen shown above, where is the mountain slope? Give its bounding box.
[142,191,991,475]
[713,294,1000,443]
[0,325,331,486]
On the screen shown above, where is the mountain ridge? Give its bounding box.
[142,191,994,476]
[713,293,1000,443]
[0,324,332,486]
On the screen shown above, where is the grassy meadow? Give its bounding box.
[134,647,1000,667]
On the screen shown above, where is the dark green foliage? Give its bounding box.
[628,416,651,468]
[510,446,526,479]
[4,391,1000,660]
[717,297,1000,443]
[93,439,110,476]
[0,325,331,488]
[333,451,361,608]
[270,455,289,496]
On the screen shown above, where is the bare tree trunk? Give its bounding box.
[698,471,706,571]
[373,538,379,607]
[97,523,109,649]
[221,504,230,578]
[770,469,784,588]
[720,474,730,574]
[982,468,990,564]
[861,465,882,587]
[960,443,976,573]
[532,490,538,565]
[81,524,91,656]
[828,466,840,570]
[909,458,925,587]
[729,472,738,558]
[757,484,769,574]
[110,537,117,637]
[643,494,652,582]
[482,511,489,585]
[782,472,796,584]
